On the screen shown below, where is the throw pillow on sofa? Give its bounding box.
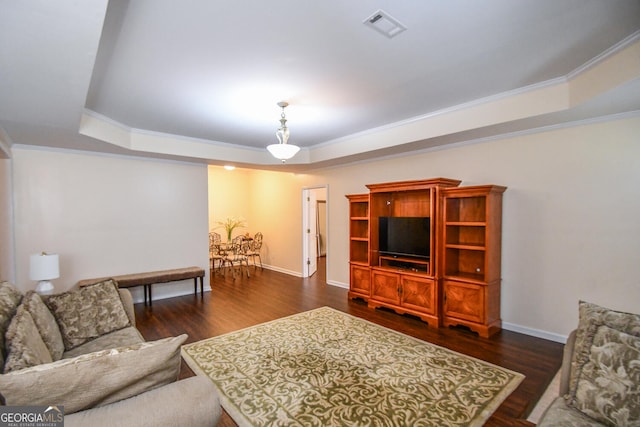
[0,334,187,414]
[567,301,640,426]
[45,279,131,350]
[22,291,65,360]
[3,304,53,373]
[0,281,23,368]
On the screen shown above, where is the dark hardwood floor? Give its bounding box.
[135,258,563,426]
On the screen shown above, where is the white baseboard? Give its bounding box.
[261,264,302,277]
[327,280,348,289]
[502,321,567,343]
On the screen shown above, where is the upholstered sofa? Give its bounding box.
[537,301,639,426]
[0,279,221,427]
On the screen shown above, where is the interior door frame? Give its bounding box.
[302,185,328,278]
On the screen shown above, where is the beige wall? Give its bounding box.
[12,147,209,301]
[208,166,251,236]
[208,114,640,341]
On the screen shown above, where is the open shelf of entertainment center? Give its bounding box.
[378,255,429,275]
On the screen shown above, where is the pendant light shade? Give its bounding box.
[267,101,300,162]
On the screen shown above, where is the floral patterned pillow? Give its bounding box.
[3,304,53,373]
[0,281,23,368]
[45,279,131,350]
[23,291,65,360]
[567,301,640,426]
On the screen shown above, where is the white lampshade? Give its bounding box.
[30,253,60,294]
[267,143,300,161]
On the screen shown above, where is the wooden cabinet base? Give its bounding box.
[348,291,369,301]
[443,317,502,338]
[368,300,440,326]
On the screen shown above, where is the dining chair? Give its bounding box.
[245,232,263,270]
[224,236,251,279]
[209,232,224,273]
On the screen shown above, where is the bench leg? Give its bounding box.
[194,276,204,298]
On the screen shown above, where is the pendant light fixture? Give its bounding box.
[267,101,300,162]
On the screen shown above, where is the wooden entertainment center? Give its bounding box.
[346,178,506,337]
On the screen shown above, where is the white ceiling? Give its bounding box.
[1,0,640,170]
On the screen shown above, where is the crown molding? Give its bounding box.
[568,30,640,79]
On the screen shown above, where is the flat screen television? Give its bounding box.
[379,216,430,259]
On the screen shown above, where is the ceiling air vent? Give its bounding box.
[363,9,407,39]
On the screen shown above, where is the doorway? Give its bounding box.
[302,186,328,278]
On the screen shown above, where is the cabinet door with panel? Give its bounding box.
[370,269,439,324]
[370,269,400,306]
[401,275,437,318]
[349,264,371,299]
[443,279,484,324]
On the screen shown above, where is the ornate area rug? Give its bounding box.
[181,307,524,426]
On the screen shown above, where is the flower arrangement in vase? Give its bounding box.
[216,217,247,242]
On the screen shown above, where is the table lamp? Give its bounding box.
[30,252,60,294]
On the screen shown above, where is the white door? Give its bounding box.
[305,190,318,277]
